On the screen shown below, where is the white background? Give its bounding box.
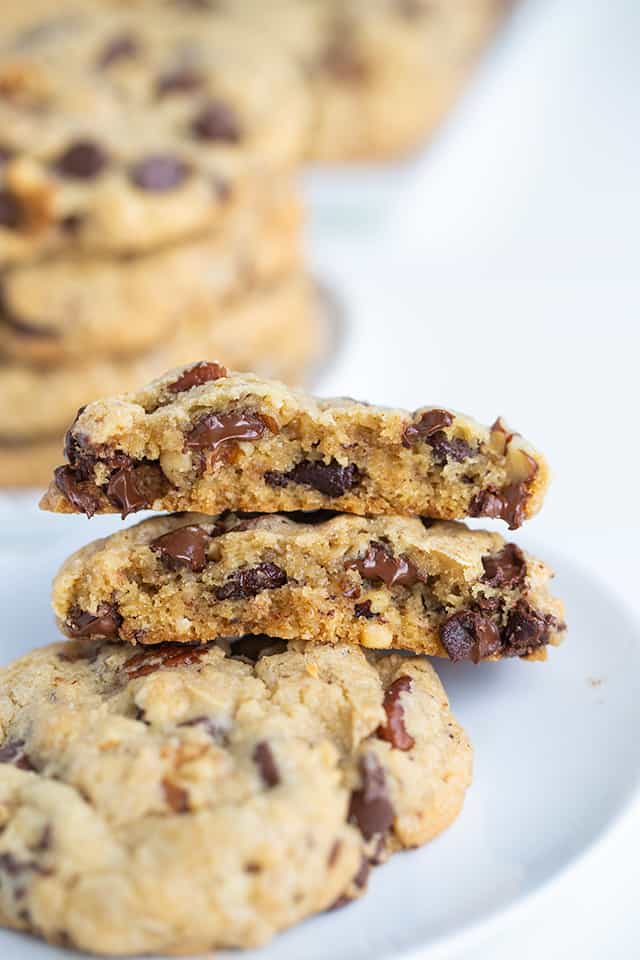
[306,0,639,955]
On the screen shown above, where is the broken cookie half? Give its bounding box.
[52,512,565,662]
[40,362,549,528]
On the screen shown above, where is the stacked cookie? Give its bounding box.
[102,0,512,162]
[0,9,318,487]
[0,361,565,954]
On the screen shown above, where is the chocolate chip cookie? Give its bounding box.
[1,275,319,443]
[100,0,509,162]
[40,363,549,526]
[0,637,471,954]
[0,7,309,265]
[52,511,565,661]
[0,176,302,364]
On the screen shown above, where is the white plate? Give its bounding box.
[0,527,638,960]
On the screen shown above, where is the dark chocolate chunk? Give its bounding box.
[130,154,189,191]
[97,32,139,68]
[156,66,204,97]
[0,739,34,771]
[54,140,108,179]
[150,525,210,573]
[264,459,362,498]
[352,856,370,889]
[502,601,553,656]
[470,481,530,530]
[192,101,242,142]
[124,642,209,679]
[0,853,47,877]
[106,465,150,518]
[354,600,375,619]
[377,676,415,751]
[178,715,228,742]
[320,32,367,82]
[0,190,22,229]
[345,541,421,588]
[215,562,287,601]
[228,635,287,663]
[53,465,101,518]
[162,778,189,813]
[402,409,453,448]
[167,360,228,393]
[65,603,122,640]
[184,410,270,455]
[253,741,280,788]
[481,543,526,588]
[348,754,395,840]
[2,314,57,339]
[427,431,475,465]
[440,610,501,663]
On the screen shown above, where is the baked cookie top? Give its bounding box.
[40,362,550,527]
[0,637,471,955]
[0,8,309,264]
[53,512,566,662]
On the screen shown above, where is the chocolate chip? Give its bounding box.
[34,825,52,853]
[348,754,395,841]
[253,741,280,787]
[377,676,415,751]
[264,459,362,498]
[327,839,342,867]
[168,361,228,393]
[354,600,375,619]
[345,541,421,588]
[184,410,270,455]
[124,642,209,679]
[156,67,204,97]
[440,610,501,663]
[130,154,189,191]
[178,715,228,742]
[2,314,57,339]
[65,603,122,640]
[53,465,100,517]
[0,739,34,771]
[60,212,85,234]
[192,101,242,142]
[0,854,43,877]
[215,562,287,601]
[470,481,529,530]
[106,465,150,517]
[428,431,475,465]
[228,635,287,663]
[0,146,14,166]
[352,856,370,889]
[54,140,108,179]
[0,190,22,229]
[150,525,210,573]
[502,601,553,656]
[402,409,453,448]
[162,778,189,813]
[481,543,526,588]
[97,32,139,69]
[321,33,368,82]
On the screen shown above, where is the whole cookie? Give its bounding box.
[0,638,472,955]
[0,175,302,364]
[0,272,319,442]
[0,7,309,264]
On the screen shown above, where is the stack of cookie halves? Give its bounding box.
[0,7,318,488]
[0,361,566,956]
